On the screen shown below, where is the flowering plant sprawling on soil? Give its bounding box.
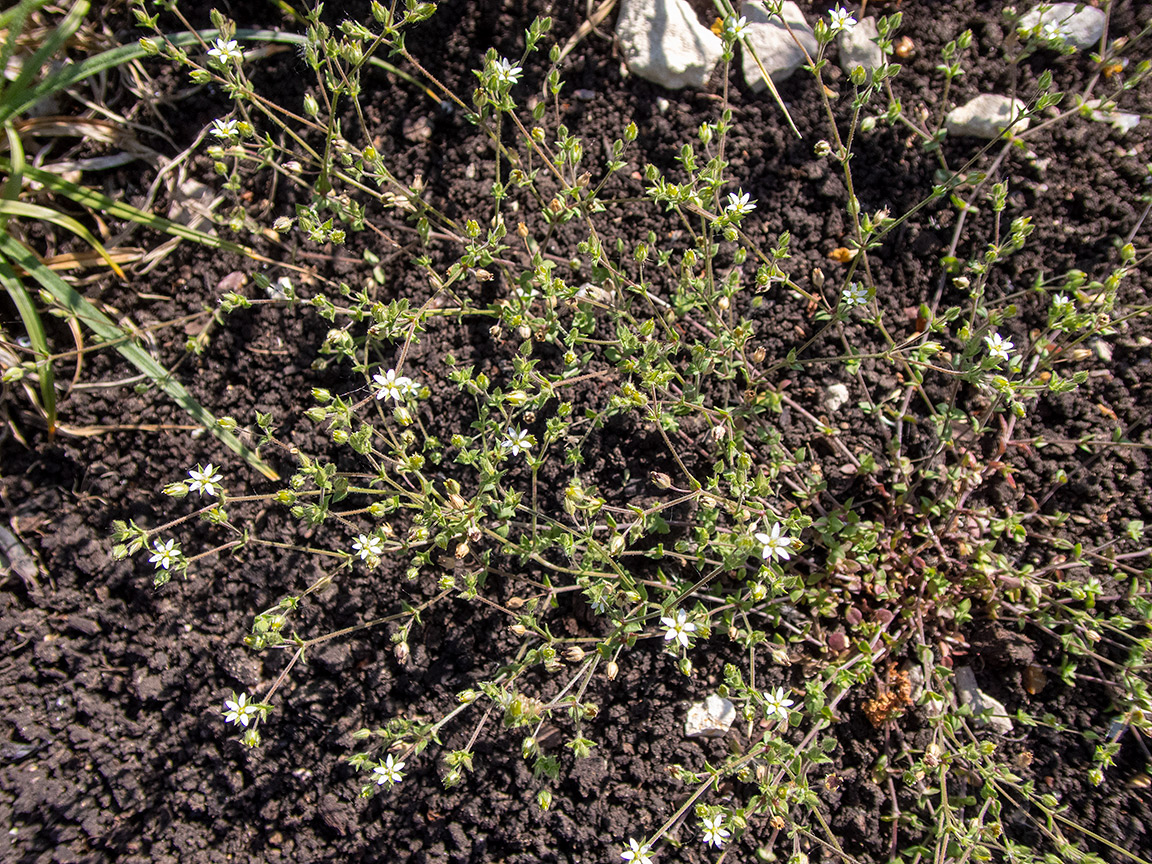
[107,1,1152,861]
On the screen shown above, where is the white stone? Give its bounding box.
[615,0,723,90]
[838,16,882,80]
[954,666,1014,734]
[1017,3,1106,51]
[1084,99,1141,135]
[684,694,736,739]
[946,94,1029,139]
[741,1,818,91]
[823,383,850,413]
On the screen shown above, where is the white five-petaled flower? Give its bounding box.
[503,428,534,457]
[374,369,412,402]
[842,282,869,307]
[492,57,523,86]
[211,118,239,138]
[149,538,180,570]
[187,463,223,497]
[701,814,731,848]
[984,332,1014,363]
[207,37,243,65]
[763,685,795,720]
[828,7,857,33]
[725,191,756,216]
[621,838,654,864]
[373,754,406,786]
[1040,21,1070,43]
[755,522,792,561]
[1052,293,1072,312]
[222,692,259,727]
[661,608,697,649]
[352,533,383,561]
[724,15,749,40]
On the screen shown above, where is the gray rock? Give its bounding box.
[838,16,882,80]
[616,0,723,90]
[1017,3,1106,51]
[946,94,1029,139]
[741,0,818,90]
[954,666,1014,734]
[684,694,736,739]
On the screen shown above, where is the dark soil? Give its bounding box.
[2,1,1151,863]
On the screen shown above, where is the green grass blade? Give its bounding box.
[2,159,258,256]
[0,199,126,277]
[5,0,89,105]
[0,233,279,480]
[0,250,57,433]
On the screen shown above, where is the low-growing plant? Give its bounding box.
[115,0,1152,861]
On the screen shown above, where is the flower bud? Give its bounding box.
[608,534,626,557]
[394,642,410,664]
[651,472,672,490]
[752,347,766,364]
[506,390,529,406]
[303,94,319,117]
[536,789,552,810]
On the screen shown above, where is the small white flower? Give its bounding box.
[399,375,421,397]
[661,609,697,649]
[725,191,756,216]
[373,369,410,402]
[207,37,243,65]
[724,15,749,40]
[492,57,523,85]
[1052,293,1072,312]
[763,685,795,720]
[828,7,857,33]
[1040,20,1070,43]
[701,814,731,848]
[148,538,180,570]
[503,428,534,457]
[984,332,1014,363]
[842,282,869,307]
[373,754,406,786]
[222,692,259,727]
[187,463,223,497]
[621,838,654,864]
[755,522,792,561]
[210,118,239,138]
[352,533,383,561]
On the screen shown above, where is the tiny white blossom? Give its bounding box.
[148,538,180,570]
[222,692,259,727]
[373,369,410,402]
[724,15,749,40]
[187,463,223,497]
[207,38,243,65]
[661,608,697,649]
[725,191,756,216]
[1052,293,1072,312]
[373,754,406,786]
[984,332,1013,363]
[503,428,534,457]
[211,118,239,138]
[352,533,383,561]
[621,838,654,864]
[828,7,857,33]
[763,685,795,720]
[492,57,523,85]
[701,814,731,848]
[1040,20,1070,43]
[842,282,869,307]
[755,522,792,561]
[399,375,422,397]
